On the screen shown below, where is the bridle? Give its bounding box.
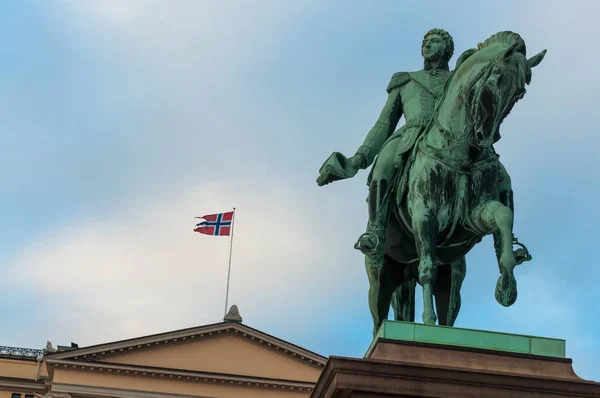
[432,54,527,151]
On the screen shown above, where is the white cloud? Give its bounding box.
[7,180,346,345]
[58,0,153,25]
[55,0,321,74]
[0,0,367,349]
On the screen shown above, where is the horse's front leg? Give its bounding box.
[411,203,439,325]
[477,200,518,307]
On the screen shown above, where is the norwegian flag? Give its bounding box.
[194,211,234,236]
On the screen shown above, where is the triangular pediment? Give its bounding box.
[46,322,325,383]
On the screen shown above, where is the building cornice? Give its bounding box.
[47,322,326,369]
[0,376,47,392]
[46,359,315,393]
[50,382,218,398]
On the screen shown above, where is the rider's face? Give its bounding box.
[422,34,445,62]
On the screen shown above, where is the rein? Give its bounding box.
[419,61,499,173]
[433,54,525,152]
[417,140,499,174]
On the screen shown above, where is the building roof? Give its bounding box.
[42,320,327,396]
[46,320,327,368]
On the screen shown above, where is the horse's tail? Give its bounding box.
[391,278,417,322]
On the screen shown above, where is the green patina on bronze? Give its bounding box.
[317,30,545,336]
[365,320,566,359]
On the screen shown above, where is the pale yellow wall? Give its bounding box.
[0,389,15,398]
[53,368,311,398]
[0,359,48,398]
[98,334,322,382]
[0,358,46,380]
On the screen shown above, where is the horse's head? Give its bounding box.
[443,32,546,149]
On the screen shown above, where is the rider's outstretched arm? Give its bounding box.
[354,79,404,169]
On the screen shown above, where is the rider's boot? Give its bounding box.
[355,180,390,264]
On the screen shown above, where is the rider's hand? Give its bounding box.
[317,153,364,187]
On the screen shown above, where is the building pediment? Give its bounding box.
[45,322,325,384]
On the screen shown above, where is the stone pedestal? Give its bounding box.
[311,321,600,398]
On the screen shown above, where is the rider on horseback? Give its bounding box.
[354,29,455,261]
[318,29,456,264]
[318,30,539,334]
[316,29,455,331]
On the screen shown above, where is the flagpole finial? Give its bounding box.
[224,304,242,323]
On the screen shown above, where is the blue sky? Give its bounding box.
[1,0,599,382]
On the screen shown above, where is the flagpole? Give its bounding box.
[224,207,236,317]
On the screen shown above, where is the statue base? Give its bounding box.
[311,320,600,397]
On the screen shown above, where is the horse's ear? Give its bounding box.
[527,49,547,68]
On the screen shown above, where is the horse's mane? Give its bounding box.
[454,31,531,84]
[477,31,526,56]
[434,31,531,148]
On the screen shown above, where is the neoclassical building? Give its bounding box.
[0,306,326,398]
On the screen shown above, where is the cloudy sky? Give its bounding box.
[1,0,599,382]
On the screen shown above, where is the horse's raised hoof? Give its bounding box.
[495,270,518,307]
[422,311,437,325]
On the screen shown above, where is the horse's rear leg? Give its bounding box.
[411,206,438,325]
[476,200,518,306]
[366,255,398,337]
[432,264,451,325]
[391,277,416,323]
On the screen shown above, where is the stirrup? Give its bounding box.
[512,237,532,265]
[354,232,381,255]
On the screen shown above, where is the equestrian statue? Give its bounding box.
[317,30,544,336]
